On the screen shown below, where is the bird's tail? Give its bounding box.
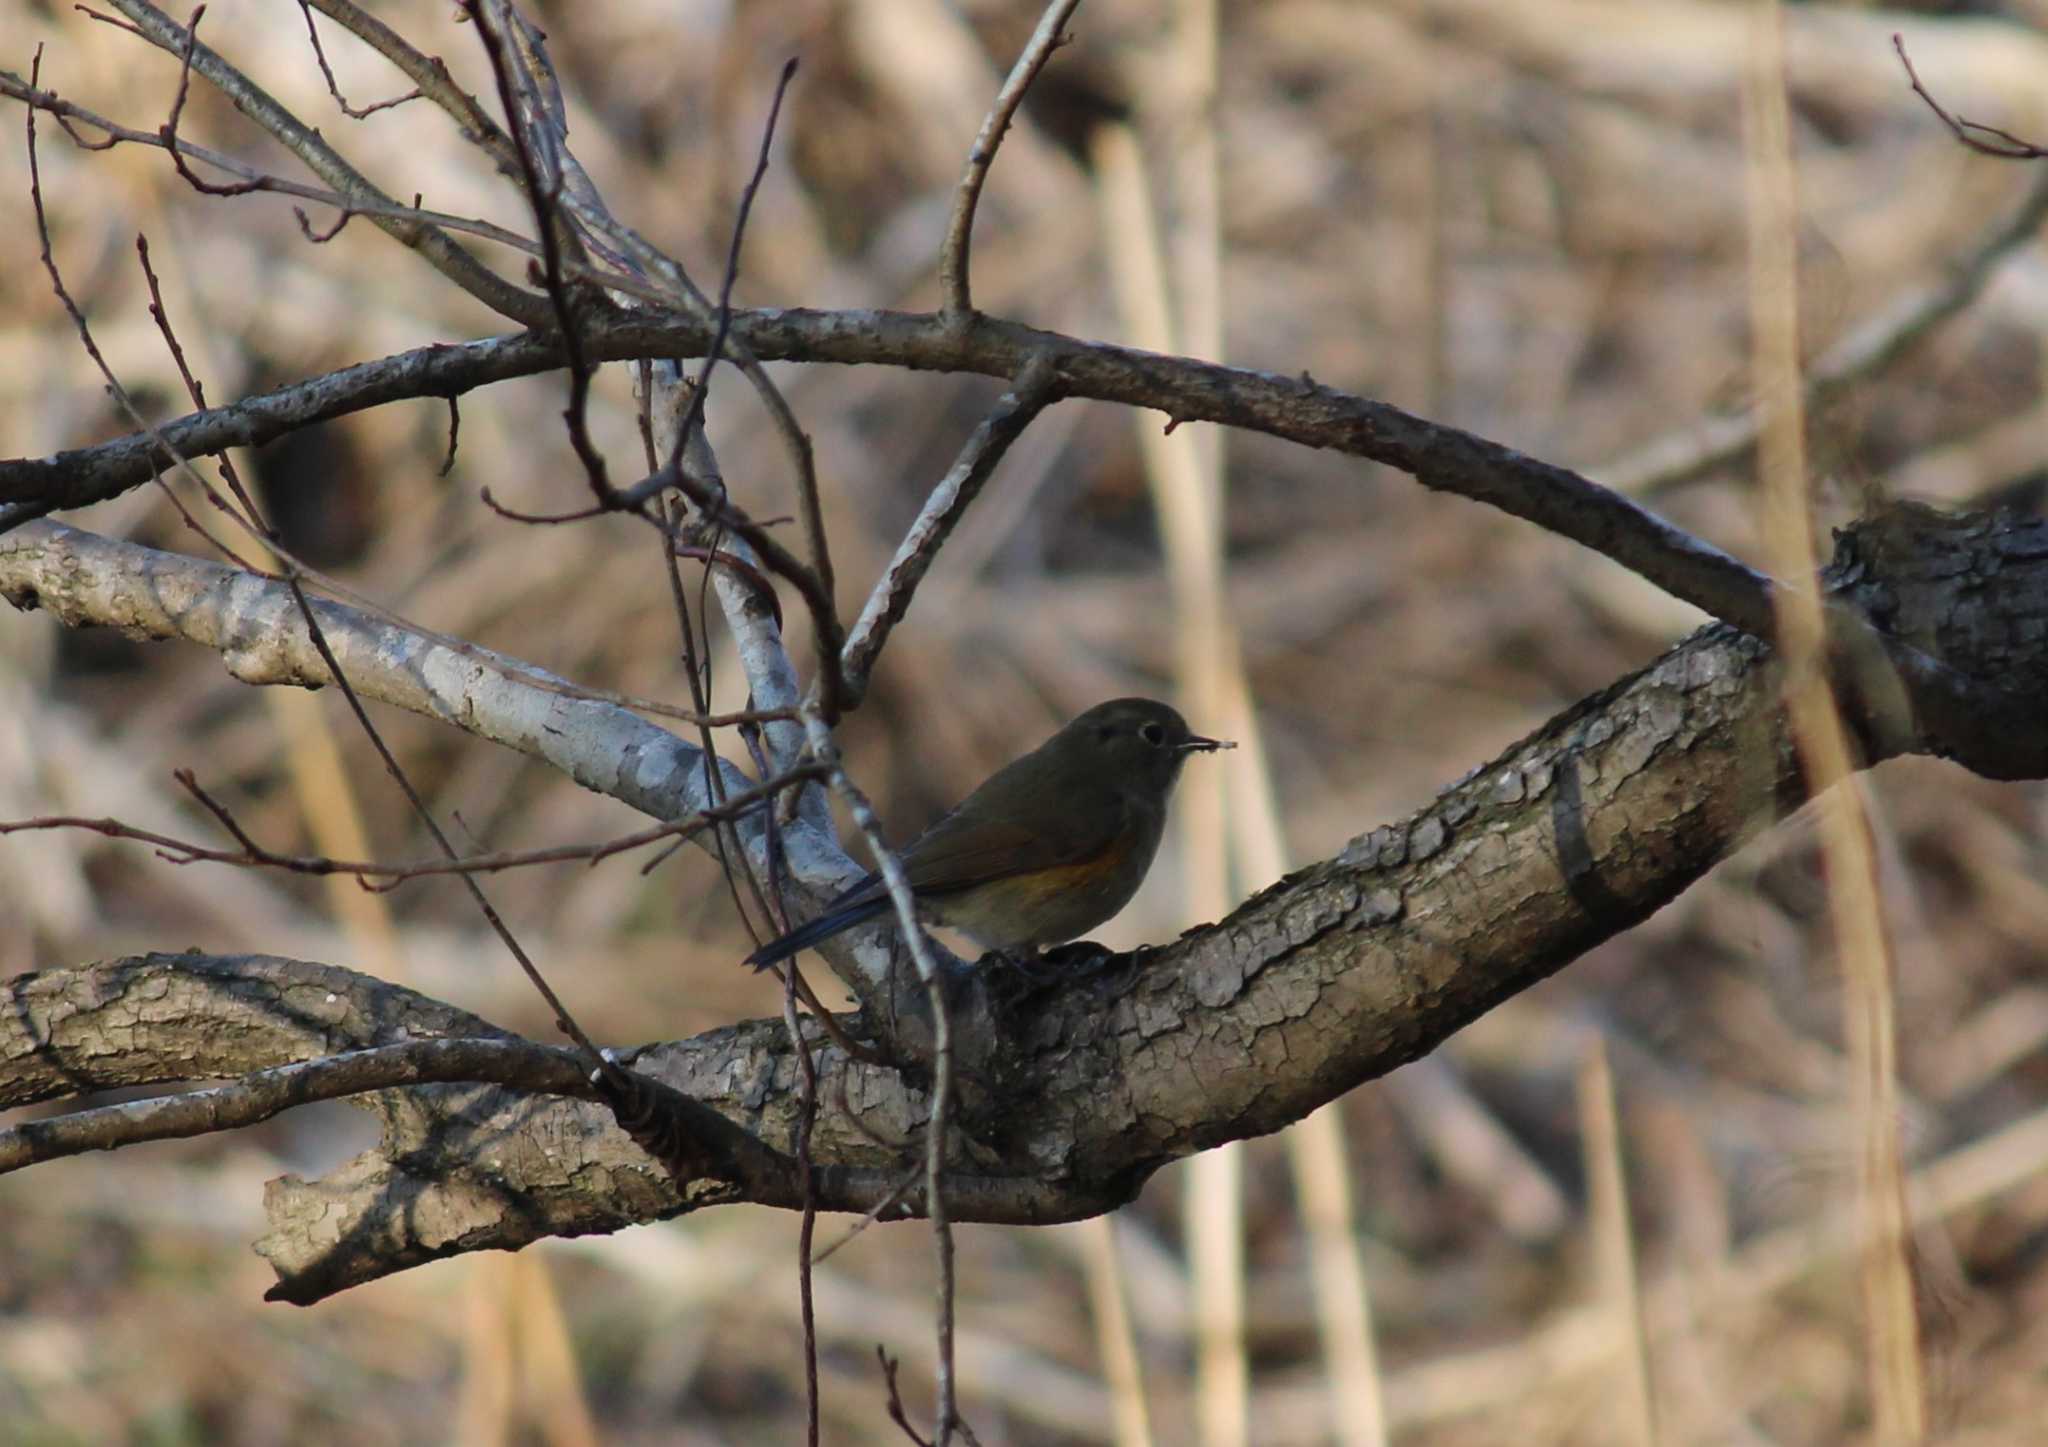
[743,893,890,970]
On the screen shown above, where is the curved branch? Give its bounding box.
[1,305,1774,638]
[0,330,559,525]
[939,0,1082,315]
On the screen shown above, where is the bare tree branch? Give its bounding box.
[1895,33,2048,159]
[0,764,819,882]
[0,68,535,250]
[6,505,2048,1307]
[0,1037,593,1173]
[939,0,1082,316]
[841,354,1063,706]
[4,308,1769,629]
[96,0,544,322]
[0,521,764,835]
[1600,152,2048,496]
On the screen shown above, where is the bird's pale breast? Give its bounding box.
[926,834,1157,952]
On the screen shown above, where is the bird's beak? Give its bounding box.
[1182,734,1234,753]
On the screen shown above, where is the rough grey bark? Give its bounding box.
[7,498,2045,1304]
[4,503,2048,1309]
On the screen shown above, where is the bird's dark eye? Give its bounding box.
[1139,722,1167,747]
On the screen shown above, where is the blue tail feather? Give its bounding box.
[743,890,890,969]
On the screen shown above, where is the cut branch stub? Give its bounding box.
[1824,502,2048,780]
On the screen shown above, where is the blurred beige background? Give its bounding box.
[5,1,2048,1441]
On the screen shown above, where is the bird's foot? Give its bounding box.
[982,947,1058,984]
[985,940,1116,977]
[1036,939,1118,974]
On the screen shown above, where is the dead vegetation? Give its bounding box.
[4,0,2048,1441]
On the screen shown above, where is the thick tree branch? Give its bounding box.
[10,500,2045,1304]
[0,621,1808,1300]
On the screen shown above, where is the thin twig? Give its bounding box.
[939,0,1082,315]
[812,1162,926,1265]
[282,565,614,1064]
[879,1347,936,1447]
[27,49,265,579]
[161,7,271,198]
[798,708,969,1445]
[296,0,422,119]
[783,962,824,1447]
[0,70,536,250]
[300,0,516,164]
[672,58,848,724]
[657,488,788,994]
[0,766,822,883]
[91,0,544,322]
[1894,33,2046,159]
[665,464,845,732]
[840,353,1060,704]
[439,395,461,475]
[173,769,264,852]
[134,235,269,528]
[468,0,610,501]
[653,59,801,510]
[1601,136,2048,497]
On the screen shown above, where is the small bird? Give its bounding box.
[745,698,1232,969]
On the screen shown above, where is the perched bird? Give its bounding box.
[745,698,1231,968]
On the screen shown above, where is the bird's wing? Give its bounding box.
[899,795,1125,898]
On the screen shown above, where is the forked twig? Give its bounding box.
[295,0,422,119]
[1895,33,2047,159]
[88,0,543,321]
